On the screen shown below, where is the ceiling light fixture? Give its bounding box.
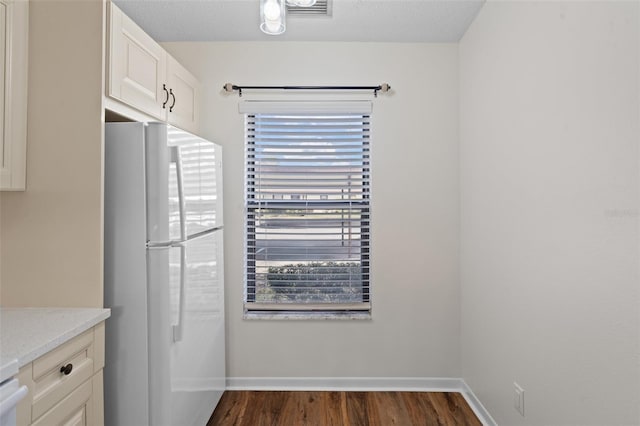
[260,0,286,35]
[260,0,318,35]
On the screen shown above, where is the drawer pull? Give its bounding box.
[60,363,73,375]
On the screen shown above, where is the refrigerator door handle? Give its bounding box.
[171,226,223,247]
[170,146,187,241]
[147,241,173,249]
[169,146,186,342]
[172,245,187,343]
[147,226,223,249]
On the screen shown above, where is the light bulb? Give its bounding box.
[263,0,281,21]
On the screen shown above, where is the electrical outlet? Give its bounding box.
[514,382,525,416]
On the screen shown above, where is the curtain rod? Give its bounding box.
[223,83,390,97]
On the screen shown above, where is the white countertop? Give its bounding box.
[0,307,110,382]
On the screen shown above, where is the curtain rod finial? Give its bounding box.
[223,83,235,93]
[380,83,390,93]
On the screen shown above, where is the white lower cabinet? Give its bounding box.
[32,379,93,426]
[16,323,105,426]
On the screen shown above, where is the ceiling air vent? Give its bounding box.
[286,0,331,17]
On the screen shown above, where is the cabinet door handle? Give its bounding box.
[162,84,169,109]
[169,89,176,112]
[60,363,73,375]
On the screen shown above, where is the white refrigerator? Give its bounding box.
[104,122,225,426]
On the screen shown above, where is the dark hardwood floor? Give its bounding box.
[207,391,482,426]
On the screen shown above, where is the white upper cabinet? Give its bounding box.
[166,54,201,135]
[107,3,201,134]
[0,0,28,191]
[108,2,166,121]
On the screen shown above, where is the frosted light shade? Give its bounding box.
[260,0,286,35]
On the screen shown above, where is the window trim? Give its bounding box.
[242,101,373,319]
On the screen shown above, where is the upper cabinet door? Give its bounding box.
[0,0,28,191]
[166,54,200,135]
[108,2,166,121]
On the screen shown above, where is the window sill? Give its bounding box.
[243,310,372,321]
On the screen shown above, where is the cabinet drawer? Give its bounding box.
[32,378,93,426]
[31,330,95,421]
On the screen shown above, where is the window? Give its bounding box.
[243,101,372,317]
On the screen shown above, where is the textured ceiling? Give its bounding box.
[112,0,485,42]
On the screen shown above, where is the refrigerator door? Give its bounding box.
[104,123,151,426]
[147,244,172,425]
[147,229,225,426]
[146,123,223,244]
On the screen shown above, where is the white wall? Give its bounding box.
[163,41,461,379]
[460,2,639,424]
[0,0,105,307]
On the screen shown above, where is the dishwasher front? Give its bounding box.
[0,377,28,426]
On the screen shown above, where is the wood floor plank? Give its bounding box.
[448,392,482,426]
[428,392,482,426]
[207,390,482,426]
[207,391,248,426]
[367,391,412,426]
[279,391,323,425]
[242,391,288,426]
[401,392,448,426]
[344,392,371,426]
[321,391,346,426]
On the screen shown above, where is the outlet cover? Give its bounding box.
[514,382,525,416]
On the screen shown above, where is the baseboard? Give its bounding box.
[226,376,463,392]
[226,376,496,425]
[460,381,498,426]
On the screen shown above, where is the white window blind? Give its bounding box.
[244,102,371,313]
